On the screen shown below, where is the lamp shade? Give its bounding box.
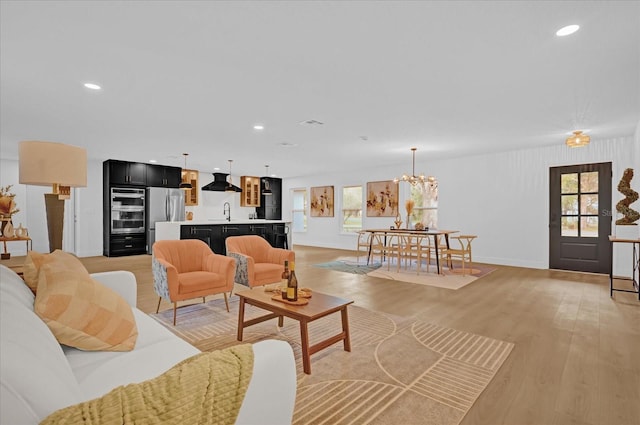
[19,141,87,187]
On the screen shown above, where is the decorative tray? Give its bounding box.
[271,294,310,305]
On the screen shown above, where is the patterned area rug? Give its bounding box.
[314,256,496,290]
[151,296,514,425]
[367,262,496,290]
[313,259,382,274]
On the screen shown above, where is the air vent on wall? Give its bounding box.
[299,119,324,126]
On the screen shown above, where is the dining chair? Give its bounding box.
[442,235,477,276]
[430,233,450,275]
[356,231,382,265]
[397,234,422,272]
[414,235,432,274]
[383,233,404,271]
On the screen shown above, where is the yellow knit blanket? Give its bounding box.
[41,344,254,425]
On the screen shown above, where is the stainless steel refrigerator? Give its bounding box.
[146,187,185,254]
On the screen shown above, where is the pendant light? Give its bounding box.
[179,153,193,190]
[566,130,590,148]
[393,147,436,187]
[225,159,235,192]
[262,165,273,196]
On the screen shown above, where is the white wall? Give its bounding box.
[283,136,637,269]
[1,133,637,267]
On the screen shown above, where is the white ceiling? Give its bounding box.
[1,1,638,179]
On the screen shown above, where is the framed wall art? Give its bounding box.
[310,186,334,217]
[366,180,399,217]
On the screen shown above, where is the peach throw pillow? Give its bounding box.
[33,252,138,351]
[23,250,90,292]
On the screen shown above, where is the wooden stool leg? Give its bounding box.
[173,302,177,326]
[156,296,162,313]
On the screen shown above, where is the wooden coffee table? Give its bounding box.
[236,289,354,374]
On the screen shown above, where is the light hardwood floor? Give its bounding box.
[4,246,639,425]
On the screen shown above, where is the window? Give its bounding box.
[292,189,307,232]
[342,185,363,233]
[409,181,438,228]
[561,171,598,237]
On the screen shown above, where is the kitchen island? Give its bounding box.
[156,220,291,255]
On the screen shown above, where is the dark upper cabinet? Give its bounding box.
[107,160,147,186]
[256,177,282,220]
[146,164,182,188]
[104,159,181,188]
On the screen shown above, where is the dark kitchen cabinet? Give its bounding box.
[103,159,182,257]
[106,160,147,186]
[180,223,284,255]
[108,234,146,256]
[146,164,182,188]
[256,177,282,220]
[180,225,224,254]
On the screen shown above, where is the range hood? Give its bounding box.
[201,172,242,192]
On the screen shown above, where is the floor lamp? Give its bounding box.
[18,141,87,253]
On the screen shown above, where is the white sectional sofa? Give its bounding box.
[0,265,297,424]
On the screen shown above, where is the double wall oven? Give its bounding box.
[110,188,145,234]
[107,187,147,256]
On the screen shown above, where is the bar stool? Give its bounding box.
[274,224,289,249]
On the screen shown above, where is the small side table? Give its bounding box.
[0,236,32,260]
[608,235,640,300]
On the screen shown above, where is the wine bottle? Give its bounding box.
[287,261,298,301]
[281,260,290,300]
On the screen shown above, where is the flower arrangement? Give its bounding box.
[404,199,415,229]
[0,185,20,219]
[405,199,414,216]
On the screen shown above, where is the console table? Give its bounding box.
[608,235,640,300]
[0,236,32,260]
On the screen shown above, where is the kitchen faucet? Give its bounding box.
[223,202,231,222]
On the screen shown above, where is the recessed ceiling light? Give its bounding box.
[253,124,264,130]
[213,167,220,171]
[556,24,580,37]
[149,159,157,163]
[83,82,102,90]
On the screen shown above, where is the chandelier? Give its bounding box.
[566,130,590,148]
[393,147,436,187]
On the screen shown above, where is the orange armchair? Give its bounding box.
[225,235,295,288]
[152,239,236,325]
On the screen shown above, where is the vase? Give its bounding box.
[2,220,14,238]
[406,215,411,230]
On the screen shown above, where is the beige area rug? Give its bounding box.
[151,297,514,425]
[367,261,496,290]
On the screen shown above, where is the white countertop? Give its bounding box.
[160,219,289,225]
[155,219,290,241]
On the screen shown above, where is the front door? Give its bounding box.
[549,162,612,273]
